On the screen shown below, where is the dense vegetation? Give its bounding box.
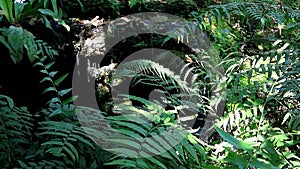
[0,0,299,168]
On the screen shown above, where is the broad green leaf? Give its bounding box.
[62,96,78,105]
[50,0,58,15]
[38,8,59,18]
[250,158,280,169]
[215,126,253,151]
[225,151,248,169]
[14,3,26,22]
[0,0,14,23]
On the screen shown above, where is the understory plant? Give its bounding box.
[0,0,299,168]
[188,1,299,168]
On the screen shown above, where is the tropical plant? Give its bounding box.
[0,94,33,168]
[185,1,300,168]
[0,0,71,31]
[76,96,207,169]
[1,0,299,168]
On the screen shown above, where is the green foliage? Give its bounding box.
[0,96,111,168]
[0,0,75,64]
[0,42,111,168]
[187,1,300,168]
[78,98,206,169]
[0,0,70,30]
[0,95,33,168]
[39,121,96,164]
[0,26,38,63]
[0,0,14,23]
[0,0,299,168]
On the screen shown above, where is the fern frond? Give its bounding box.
[39,121,95,163]
[114,59,199,95]
[192,2,300,32]
[79,104,206,168]
[0,95,33,168]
